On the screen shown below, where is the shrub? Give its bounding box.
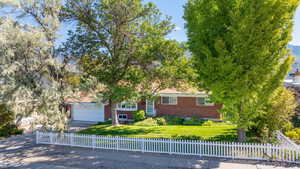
[183,117,204,125]
[202,120,214,126]
[133,110,146,122]
[285,131,299,140]
[164,116,184,125]
[0,124,23,137]
[208,134,237,142]
[292,115,300,128]
[134,118,158,126]
[285,128,300,140]
[155,117,167,125]
[172,134,204,140]
[182,118,194,125]
[251,87,296,138]
[0,104,22,137]
[0,104,14,128]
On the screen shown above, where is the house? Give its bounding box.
[66,88,222,123]
[285,71,300,125]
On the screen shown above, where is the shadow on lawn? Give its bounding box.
[79,125,239,142]
[208,128,237,142]
[79,125,158,137]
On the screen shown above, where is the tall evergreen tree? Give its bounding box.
[61,0,190,125]
[184,0,299,141]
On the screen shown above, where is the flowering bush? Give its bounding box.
[285,128,300,141]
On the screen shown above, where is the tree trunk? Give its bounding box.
[237,101,247,142]
[110,100,119,126]
[237,128,246,142]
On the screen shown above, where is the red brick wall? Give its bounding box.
[155,97,221,119]
[104,97,221,120]
[104,101,146,120]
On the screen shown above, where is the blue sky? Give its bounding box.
[57,0,188,44]
[2,1,299,45]
[144,0,187,42]
[53,0,300,46]
[145,0,300,45]
[292,6,300,45]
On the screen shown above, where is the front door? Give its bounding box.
[146,100,155,116]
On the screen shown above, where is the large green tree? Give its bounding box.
[184,0,299,141]
[0,0,75,131]
[61,0,190,125]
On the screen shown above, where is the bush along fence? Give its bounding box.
[36,131,300,163]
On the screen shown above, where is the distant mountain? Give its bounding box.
[288,44,300,77]
[289,44,300,57]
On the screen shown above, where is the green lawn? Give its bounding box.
[79,123,237,142]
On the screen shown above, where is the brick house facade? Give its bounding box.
[104,101,146,121]
[155,97,221,118]
[104,97,221,121]
[68,88,222,122]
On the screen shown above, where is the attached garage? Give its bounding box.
[71,103,105,122]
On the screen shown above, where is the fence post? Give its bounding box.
[70,133,74,146]
[232,142,235,159]
[267,143,271,158]
[36,131,39,144]
[116,136,119,150]
[199,140,202,157]
[49,132,53,144]
[169,139,172,154]
[141,138,145,153]
[92,135,96,150]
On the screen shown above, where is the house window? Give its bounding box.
[117,102,137,111]
[118,114,128,121]
[196,97,214,106]
[161,96,177,105]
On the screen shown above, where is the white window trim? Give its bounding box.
[161,96,177,105]
[146,99,156,115]
[118,114,128,121]
[116,102,138,111]
[196,97,214,106]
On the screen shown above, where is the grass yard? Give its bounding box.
[79,123,237,142]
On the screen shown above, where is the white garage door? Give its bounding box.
[72,103,104,122]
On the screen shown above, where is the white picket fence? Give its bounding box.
[276,130,300,150]
[36,131,300,163]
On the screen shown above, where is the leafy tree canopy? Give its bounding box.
[184,0,299,141]
[0,0,76,131]
[61,0,193,125]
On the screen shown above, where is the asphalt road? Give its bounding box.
[0,134,299,169]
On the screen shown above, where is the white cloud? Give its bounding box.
[174,26,182,31]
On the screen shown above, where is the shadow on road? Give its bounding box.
[0,134,299,169]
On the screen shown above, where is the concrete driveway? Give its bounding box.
[0,134,299,169]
